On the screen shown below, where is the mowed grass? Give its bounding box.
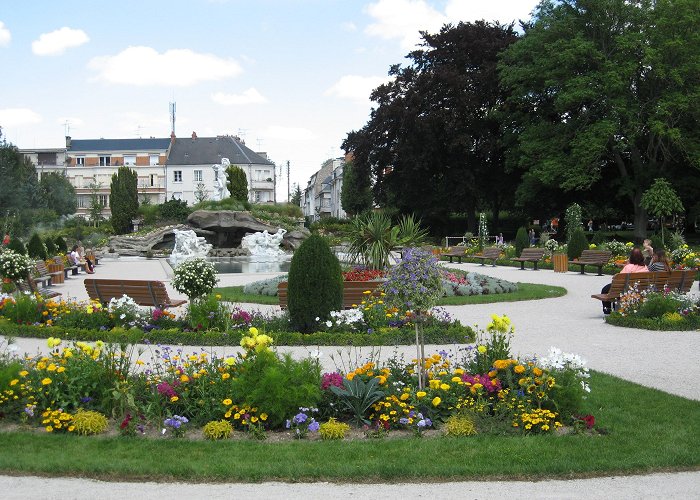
[0,372,697,482]
[214,283,566,306]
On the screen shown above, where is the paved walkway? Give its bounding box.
[2,256,699,498]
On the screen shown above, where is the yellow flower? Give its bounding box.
[170,396,179,403]
[451,376,461,383]
[416,391,427,399]
[221,373,231,380]
[9,379,18,386]
[223,398,232,406]
[429,379,440,389]
[440,383,450,391]
[225,357,236,366]
[514,365,525,374]
[260,413,268,421]
[533,367,543,377]
[41,378,52,386]
[215,294,222,300]
[400,393,410,401]
[56,367,65,373]
[248,326,259,336]
[346,372,355,381]
[180,375,190,383]
[19,370,28,377]
[477,345,487,354]
[432,397,441,407]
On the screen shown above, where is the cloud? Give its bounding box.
[264,125,317,142]
[364,0,540,49]
[212,88,268,105]
[32,27,89,56]
[364,0,447,50]
[325,75,391,101]
[0,108,42,127]
[0,22,10,47]
[88,46,242,86]
[342,21,357,32]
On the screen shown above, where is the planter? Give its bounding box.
[552,253,568,273]
[278,279,385,309]
[48,263,64,284]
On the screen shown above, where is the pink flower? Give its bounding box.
[321,372,345,390]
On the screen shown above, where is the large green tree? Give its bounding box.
[500,0,700,239]
[109,167,139,234]
[225,164,248,202]
[340,161,373,217]
[39,172,76,216]
[343,21,519,231]
[0,134,42,215]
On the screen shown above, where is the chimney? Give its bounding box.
[65,136,72,149]
[191,131,197,140]
[170,131,176,145]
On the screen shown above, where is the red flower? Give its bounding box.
[120,413,132,429]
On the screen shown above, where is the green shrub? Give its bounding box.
[243,274,288,296]
[287,234,343,333]
[203,419,234,440]
[54,236,68,253]
[445,413,477,436]
[159,198,192,223]
[230,350,321,428]
[636,293,687,319]
[72,410,109,435]
[650,233,664,252]
[514,227,529,256]
[26,233,47,260]
[591,231,606,246]
[6,238,27,255]
[567,228,588,259]
[319,418,351,440]
[44,237,57,256]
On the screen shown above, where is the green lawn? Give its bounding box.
[214,282,566,306]
[1,371,697,482]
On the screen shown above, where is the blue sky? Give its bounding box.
[0,0,539,197]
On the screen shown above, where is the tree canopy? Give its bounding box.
[39,172,77,216]
[340,161,372,216]
[499,0,700,238]
[109,167,139,234]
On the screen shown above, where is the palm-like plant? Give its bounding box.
[347,212,427,270]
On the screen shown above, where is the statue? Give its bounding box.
[241,228,287,262]
[169,229,213,266]
[211,158,229,201]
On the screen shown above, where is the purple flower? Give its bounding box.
[80,396,93,403]
[308,420,320,432]
[293,412,308,424]
[285,420,291,429]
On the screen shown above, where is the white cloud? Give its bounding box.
[364,0,447,50]
[325,75,391,101]
[264,125,317,142]
[212,88,268,105]
[88,46,242,87]
[0,108,42,126]
[364,0,540,49]
[32,27,89,56]
[342,21,357,32]
[0,22,10,47]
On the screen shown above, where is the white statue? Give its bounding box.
[211,159,229,201]
[169,229,213,266]
[241,228,287,262]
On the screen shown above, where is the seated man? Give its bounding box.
[70,245,94,273]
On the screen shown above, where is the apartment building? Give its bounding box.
[302,157,346,221]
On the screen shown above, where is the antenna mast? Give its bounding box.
[169,102,176,135]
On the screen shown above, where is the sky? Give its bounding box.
[0,0,539,200]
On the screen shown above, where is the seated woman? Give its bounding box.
[600,248,647,314]
[70,244,94,274]
[647,249,671,272]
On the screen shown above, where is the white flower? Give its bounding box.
[325,320,332,328]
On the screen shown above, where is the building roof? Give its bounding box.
[167,136,273,166]
[68,138,171,152]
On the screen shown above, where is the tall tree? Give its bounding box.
[500,0,700,239]
[0,136,41,214]
[340,161,373,217]
[225,164,248,202]
[290,183,302,206]
[343,21,519,231]
[39,172,76,216]
[109,167,139,234]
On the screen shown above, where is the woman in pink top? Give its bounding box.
[601,248,647,313]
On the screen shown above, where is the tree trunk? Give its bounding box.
[632,190,648,241]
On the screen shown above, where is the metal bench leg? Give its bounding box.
[533,261,539,271]
[520,262,525,270]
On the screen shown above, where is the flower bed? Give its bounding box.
[605,283,700,330]
[0,317,593,440]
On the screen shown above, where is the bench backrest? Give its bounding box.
[481,247,501,259]
[610,270,695,296]
[445,247,466,256]
[578,250,612,262]
[278,280,384,310]
[34,260,50,275]
[84,279,175,307]
[518,248,545,259]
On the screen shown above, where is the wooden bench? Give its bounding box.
[443,247,467,263]
[84,279,187,308]
[14,278,61,299]
[591,270,696,305]
[34,260,63,286]
[278,280,384,310]
[472,247,502,267]
[511,248,546,270]
[55,256,80,277]
[569,250,613,275]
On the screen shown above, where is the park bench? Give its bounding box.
[443,247,468,263]
[14,278,61,299]
[569,250,613,276]
[278,280,384,310]
[511,248,546,270]
[472,247,502,267]
[591,270,696,305]
[34,260,63,286]
[84,279,187,308]
[56,255,81,277]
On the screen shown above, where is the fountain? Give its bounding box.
[169,229,213,267]
[211,228,291,273]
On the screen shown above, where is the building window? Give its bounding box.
[193,170,203,182]
[99,194,109,206]
[75,156,85,166]
[99,156,111,166]
[173,171,182,183]
[77,196,86,208]
[150,174,157,187]
[149,154,159,166]
[172,192,182,200]
[123,155,136,165]
[254,191,260,202]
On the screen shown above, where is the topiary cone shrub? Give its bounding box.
[6,238,27,255]
[54,236,68,253]
[514,227,529,256]
[27,233,47,260]
[288,234,343,333]
[567,228,588,259]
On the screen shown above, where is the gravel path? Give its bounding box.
[2,257,698,498]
